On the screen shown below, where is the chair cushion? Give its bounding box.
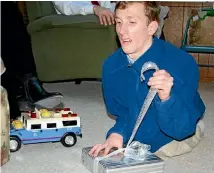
[26,2,57,22]
[27,14,110,34]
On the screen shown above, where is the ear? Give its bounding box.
[148,21,159,36]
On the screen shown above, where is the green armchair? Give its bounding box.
[25,1,119,82]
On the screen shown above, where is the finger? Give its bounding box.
[153,70,170,77]
[169,77,174,82]
[102,15,108,26]
[110,12,115,24]
[161,81,173,88]
[153,70,169,76]
[148,80,164,86]
[93,144,106,157]
[103,146,112,156]
[151,84,171,90]
[148,78,173,86]
[106,14,112,25]
[151,85,169,91]
[149,74,167,82]
[99,15,103,25]
[149,76,166,84]
[149,75,173,83]
[89,144,102,155]
[148,76,170,85]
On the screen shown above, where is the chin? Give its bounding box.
[121,46,134,55]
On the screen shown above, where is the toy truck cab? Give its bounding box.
[10,108,82,152]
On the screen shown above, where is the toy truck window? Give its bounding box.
[62,120,77,126]
[47,123,57,128]
[31,124,41,130]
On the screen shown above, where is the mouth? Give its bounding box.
[120,38,132,46]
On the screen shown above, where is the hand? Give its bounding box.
[93,6,115,25]
[89,133,123,157]
[148,70,174,101]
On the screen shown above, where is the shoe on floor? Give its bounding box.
[17,74,63,109]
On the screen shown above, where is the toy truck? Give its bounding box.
[10,108,82,152]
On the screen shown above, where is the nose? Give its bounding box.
[117,23,128,36]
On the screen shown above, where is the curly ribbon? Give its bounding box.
[93,62,159,173]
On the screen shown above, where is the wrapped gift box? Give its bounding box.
[82,147,164,173]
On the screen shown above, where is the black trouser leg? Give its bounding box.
[1,2,37,78]
[1,2,63,110]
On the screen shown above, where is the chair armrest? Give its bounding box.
[27,14,112,34]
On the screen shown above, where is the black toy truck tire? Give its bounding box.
[10,136,21,152]
[61,133,77,147]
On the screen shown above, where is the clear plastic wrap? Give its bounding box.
[124,141,151,161]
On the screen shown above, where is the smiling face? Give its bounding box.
[115,2,159,60]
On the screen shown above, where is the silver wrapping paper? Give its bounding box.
[82,147,164,173]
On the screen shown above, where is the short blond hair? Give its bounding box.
[115,1,160,24]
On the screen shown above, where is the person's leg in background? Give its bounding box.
[1,2,63,116]
[1,2,37,81]
[1,2,24,119]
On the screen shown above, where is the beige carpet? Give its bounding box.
[2,82,214,173]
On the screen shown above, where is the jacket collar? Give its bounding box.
[119,37,163,74]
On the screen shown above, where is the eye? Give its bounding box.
[129,21,136,24]
[115,21,122,24]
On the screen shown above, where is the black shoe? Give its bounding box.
[17,74,63,109]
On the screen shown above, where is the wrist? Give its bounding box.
[161,96,170,102]
[93,5,99,14]
[155,93,176,111]
[109,133,123,139]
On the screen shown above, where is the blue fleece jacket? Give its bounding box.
[102,37,205,152]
